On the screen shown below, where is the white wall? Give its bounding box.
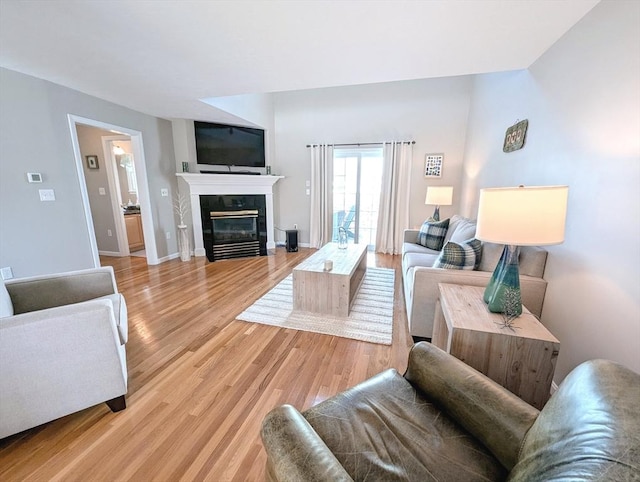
[0,67,179,277]
[273,77,473,244]
[461,0,640,380]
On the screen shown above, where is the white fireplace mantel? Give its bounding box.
[176,173,283,257]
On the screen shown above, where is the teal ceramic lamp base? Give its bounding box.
[483,245,523,322]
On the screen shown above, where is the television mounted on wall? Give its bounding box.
[194,121,265,168]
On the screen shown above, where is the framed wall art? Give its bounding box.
[424,153,444,178]
[86,155,99,169]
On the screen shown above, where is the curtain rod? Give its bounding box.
[306,141,415,148]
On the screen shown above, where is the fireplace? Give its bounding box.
[200,195,267,261]
[176,173,283,258]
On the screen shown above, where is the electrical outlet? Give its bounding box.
[161,188,169,197]
[107,229,112,237]
[98,187,106,195]
[0,267,13,280]
[166,231,171,240]
[293,224,297,229]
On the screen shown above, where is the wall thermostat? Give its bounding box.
[27,172,43,183]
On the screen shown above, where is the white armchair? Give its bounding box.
[0,267,128,438]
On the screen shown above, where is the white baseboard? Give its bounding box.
[156,252,181,263]
[550,381,559,395]
[98,250,124,257]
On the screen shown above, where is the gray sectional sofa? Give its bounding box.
[402,215,549,338]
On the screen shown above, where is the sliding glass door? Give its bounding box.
[332,147,383,248]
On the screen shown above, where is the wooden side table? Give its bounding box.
[432,283,560,409]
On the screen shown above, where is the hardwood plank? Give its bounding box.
[0,248,412,481]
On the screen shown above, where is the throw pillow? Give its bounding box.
[433,238,482,270]
[0,280,13,318]
[417,218,450,251]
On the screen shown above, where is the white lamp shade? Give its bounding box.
[476,185,569,246]
[425,186,453,206]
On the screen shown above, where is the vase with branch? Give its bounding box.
[173,193,191,262]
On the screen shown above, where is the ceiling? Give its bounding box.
[0,0,599,121]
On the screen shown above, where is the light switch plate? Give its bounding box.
[161,188,169,197]
[0,267,13,280]
[39,189,55,201]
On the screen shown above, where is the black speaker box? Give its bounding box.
[285,230,298,252]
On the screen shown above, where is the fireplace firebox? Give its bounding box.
[200,195,267,261]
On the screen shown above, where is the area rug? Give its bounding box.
[236,267,395,345]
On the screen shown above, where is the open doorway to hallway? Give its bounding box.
[68,115,158,267]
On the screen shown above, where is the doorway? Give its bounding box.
[67,114,158,266]
[332,147,384,248]
[102,136,146,258]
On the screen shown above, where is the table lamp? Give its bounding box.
[425,186,453,221]
[476,185,569,322]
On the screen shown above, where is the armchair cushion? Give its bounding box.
[417,218,449,250]
[6,267,117,314]
[294,368,506,481]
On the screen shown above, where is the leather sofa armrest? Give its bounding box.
[6,267,118,314]
[261,404,354,482]
[404,342,539,471]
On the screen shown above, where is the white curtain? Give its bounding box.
[375,141,412,254]
[309,144,334,248]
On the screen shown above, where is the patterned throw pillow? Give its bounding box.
[417,218,450,251]
[433,238,482,270]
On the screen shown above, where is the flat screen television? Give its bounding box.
[194,121,265,168]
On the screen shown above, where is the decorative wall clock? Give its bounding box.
[503,120,528,153]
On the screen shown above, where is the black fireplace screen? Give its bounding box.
[211,211,258,244]
[200,194,267,262]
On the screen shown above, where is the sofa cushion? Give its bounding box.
[303,368,507,481]
[0,280,13,318]
[478,243,548,278]
[478,242,504,272]
[402,241,441,257]
[448,217,477,244]
[403,252,441,271]
[418,218,449,251]
[434,238,482,270]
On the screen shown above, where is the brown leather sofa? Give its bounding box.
[261,342,639,481]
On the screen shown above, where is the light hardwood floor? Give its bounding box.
[0,248,412,481]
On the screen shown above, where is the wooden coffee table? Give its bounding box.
[292,243,367,317]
